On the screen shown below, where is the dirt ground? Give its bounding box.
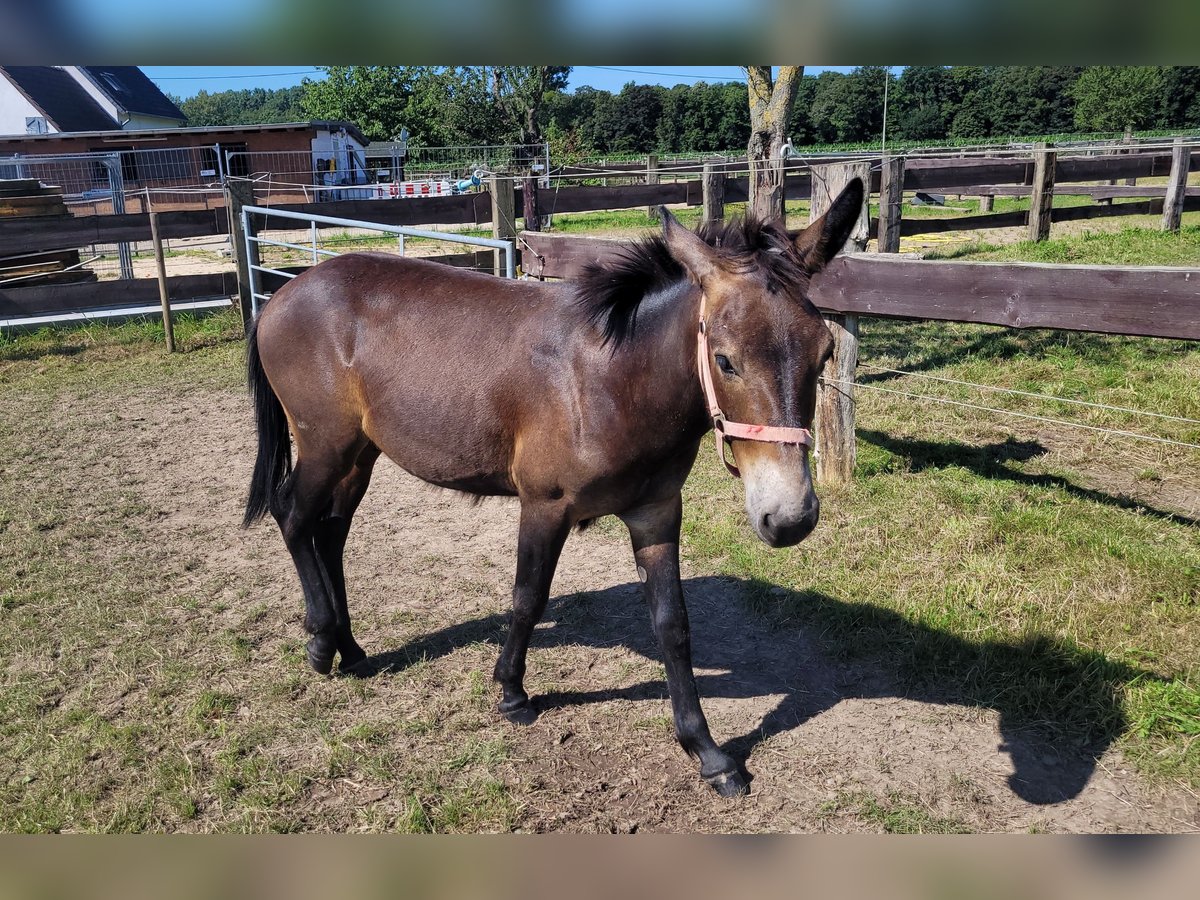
[58,378,1196,833]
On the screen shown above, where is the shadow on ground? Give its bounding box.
[356,574,1160,806]
[858,429,1198,527]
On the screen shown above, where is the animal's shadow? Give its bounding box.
[357,575,1159,806]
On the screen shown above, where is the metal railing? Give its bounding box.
[240,205,516,316]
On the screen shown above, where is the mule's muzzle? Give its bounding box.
[754,497,820,548]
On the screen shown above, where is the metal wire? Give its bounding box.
[819,377,1200,450]
[858,364,1200,425]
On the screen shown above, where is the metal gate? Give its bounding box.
[239,205,517,316]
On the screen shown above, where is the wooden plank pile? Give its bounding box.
[0,179,96,287]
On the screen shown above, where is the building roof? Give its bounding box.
[78,67,185,122]
[0,66,117,132]
[0,120,371,148]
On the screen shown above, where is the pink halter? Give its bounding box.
[697,294,814,478]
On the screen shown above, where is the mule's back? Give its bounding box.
[255,253,571,494]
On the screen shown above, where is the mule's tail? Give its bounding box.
[243,316,292,528]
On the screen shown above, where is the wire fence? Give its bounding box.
[821,365,1200,453]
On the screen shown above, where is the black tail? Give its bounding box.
[242,316,292,528]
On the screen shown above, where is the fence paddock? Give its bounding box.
[702,161,725,225]
[148,211,175,352]
[811,160,871,485]
[490,175,516,276]
[1162,137,1191,232]
[1028,142,1056,242]
[877,157,904,254]
[646,154,660,221]
[224,179,257,329]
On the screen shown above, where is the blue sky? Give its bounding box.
[141,66,859,99]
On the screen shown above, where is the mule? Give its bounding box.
[243,179,864,796]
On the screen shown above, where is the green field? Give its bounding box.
[1,222,1197,832]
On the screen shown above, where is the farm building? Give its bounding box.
[0,66,186,135]
[0,121,372,211]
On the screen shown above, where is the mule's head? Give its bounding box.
[662,179,864,548]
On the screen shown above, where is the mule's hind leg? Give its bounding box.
[312,444,380,675]
[271,450,354,675]
[493,502,571,725]
[620,493,747,797]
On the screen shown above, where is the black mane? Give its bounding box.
[575,215,806,347]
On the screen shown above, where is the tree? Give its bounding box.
[805,67,889,144]
[892,66,949,141]
[744,66,803,222]
[985,66,1081,137]
[174,86,305,127]
[488,66,570,148]
[1072,66,1165,132]
[488,67,571,230]
[1158,66,1200,130]
[301,66,425,143]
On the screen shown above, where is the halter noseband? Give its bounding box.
[696,294,815,478]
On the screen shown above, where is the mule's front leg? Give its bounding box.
[622,495,747,797]
[493,502,570,725]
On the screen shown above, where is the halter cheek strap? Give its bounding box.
[697,296,814,478]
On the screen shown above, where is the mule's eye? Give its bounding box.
[715,353,737,376]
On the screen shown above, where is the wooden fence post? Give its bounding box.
[979,194,994,213]
[811,160,870,486]
[877,156,904,253]
[224,178,256,331]
[1027,142,1056,242]
[149,211,175,353]
[702,160,725,225]
[1123,125,1136,188]
[490,174,516,276]
[646,154,660,221]
[1162,137,1191,233]
[522,173,541,232]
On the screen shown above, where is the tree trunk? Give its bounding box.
[745,66,803,223]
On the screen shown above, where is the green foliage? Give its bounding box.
[1072,66,1166,132]
[172,86,305,127]
[180,66,1200,157]
[301,66,429,144]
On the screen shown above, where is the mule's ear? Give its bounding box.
[661,206,719,282]
[793,177,865,274]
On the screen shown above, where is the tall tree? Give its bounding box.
[301,66,427,143]
[744,66,803,221]
[488,67,571,231]
[1072,66,1165,132]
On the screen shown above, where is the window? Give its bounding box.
[220,142,249,178]
[89,146,138,184]
[25,117,48,135]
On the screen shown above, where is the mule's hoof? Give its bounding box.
[338,655,371,678]
[338,645,368,677]
[306,637,335,676]
[704,769,749,798]
[498,700,538,726]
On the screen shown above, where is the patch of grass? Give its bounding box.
[683,318,1200,786]
[820,790,973,834]
[926,224,1200,267]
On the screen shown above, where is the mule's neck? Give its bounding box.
[625,279,711,445]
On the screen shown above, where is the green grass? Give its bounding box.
[1,223,1198,830]
[927,224,1200,267]
[819,790,973,834]
[682,316,1200,785]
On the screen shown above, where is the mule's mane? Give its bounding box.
[575,216,806,347]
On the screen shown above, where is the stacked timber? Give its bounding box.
[0,179,96,287]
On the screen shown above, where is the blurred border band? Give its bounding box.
[0,0,1194,63]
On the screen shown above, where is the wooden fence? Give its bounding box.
[3,141,1200,322]
[518,232,1200,341]
[518,222,1200,483]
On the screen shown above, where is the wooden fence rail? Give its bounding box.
[518,231,1200,342]
[3,144,1199,256]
